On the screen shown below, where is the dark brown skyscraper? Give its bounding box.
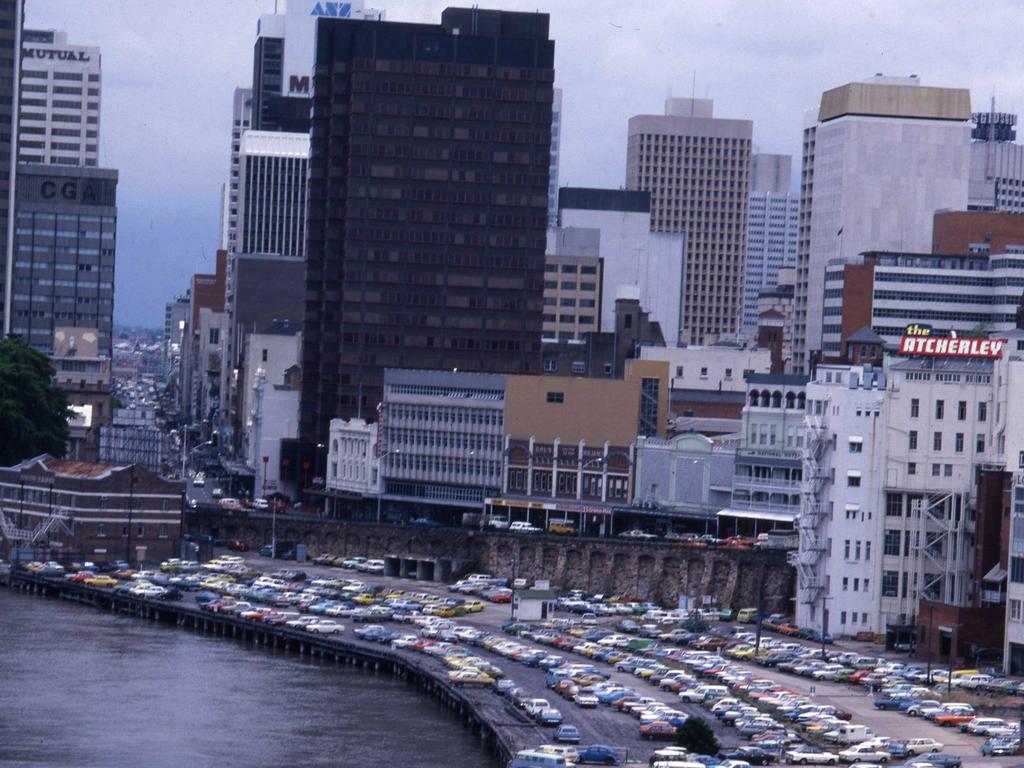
[0,0,22,336]
[300,8,553,444]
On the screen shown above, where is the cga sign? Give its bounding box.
[898,324,1006,359]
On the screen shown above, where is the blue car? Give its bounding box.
[554,724,580,744]
[577,744,621,765]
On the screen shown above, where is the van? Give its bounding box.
[509,750,567,768]
[824,724,873,745]
[548,519,575,535]
[737,607,759,623]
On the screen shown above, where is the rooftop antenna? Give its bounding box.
[691,71,696,115]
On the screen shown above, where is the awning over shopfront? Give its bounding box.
[485,497,613,516]
[717,508,796,524]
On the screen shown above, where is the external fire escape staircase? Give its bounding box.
[790,398,830,605]
[0,506,73,546]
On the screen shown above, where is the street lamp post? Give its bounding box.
[376,449,401,525]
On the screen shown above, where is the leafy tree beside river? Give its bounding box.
[0,337,70,465]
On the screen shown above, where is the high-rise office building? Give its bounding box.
[18,29,100,167]
[625,97,752,345]
[792,75,971,370]
[300,8,554,444]
[237,130,308,258]
[744,153,797,333]
[0,0,22,339]
[219,87,252,252]
[252,0,382,133]
[8,164,118,356]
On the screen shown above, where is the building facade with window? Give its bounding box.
[796,356,996,638]
[299,9,553,442]
[0,454,182,563]
[626,98,752,345]
[724,373,808,530]
[377,368,508,519]
[9,164,117,356]
[19,29,100,167]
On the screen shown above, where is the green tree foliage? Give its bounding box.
[0,337,70,465]
[675,715,720,755]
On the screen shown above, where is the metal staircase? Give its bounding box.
[0,506,73,545]
[792,402,830,605]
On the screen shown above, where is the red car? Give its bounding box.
[226,539,247,552]
[640,721,678,740]
[67,570,95,583]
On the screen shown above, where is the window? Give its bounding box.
[700,367,708,378]
[854,578,860,591]
[977,435,986,453]
[884,529,900,556]
[908,462,917,475]
[944,464,953,477]
[1011,599,1022,622]
[97,523,107,537]
[935,400,944,419]
[979,402,988,422]
[543,359,557,373]
[844,540,850,558]
[840,611,847,625]
[908,430,918,450]
[882,571,899,597]
[932,464,940,476]
[675,366,683,378]
[571,361,585,375]
[957,400,967,420]
[933,432,942,451]
[842,577,849,591]
[865,541,871,560]
[1012,556,1024,584]
[955,433,964,453]
[910,398,919,418]
[725,368,733,379]
[849,440,862,453]
[546,392,564,404]
[261,348,268,362]
[847,472,861,487]
[208,328,219,345]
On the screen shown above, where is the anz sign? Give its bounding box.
[310,2,353,16]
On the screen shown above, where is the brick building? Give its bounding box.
[0,455,183,564]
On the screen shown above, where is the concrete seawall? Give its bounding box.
[186,512,795,613]
[10,572,522,764]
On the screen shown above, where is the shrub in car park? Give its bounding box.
[675,716,719,754]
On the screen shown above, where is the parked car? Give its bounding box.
[721,746,776,764]
[554,725,581,744]
[576,744,621,765]
[784,748,839,765]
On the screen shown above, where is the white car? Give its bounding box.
[838,746,890,763]
[621,529,657,539]
[306,620,345,634]
[899,738,943,755]
[252,498,269,510]
[573,692,598,708]
[363,559,385,574]
[785,749,839,765]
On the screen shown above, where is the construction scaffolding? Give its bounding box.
[792,397,830,606]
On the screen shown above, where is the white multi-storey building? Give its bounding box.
[796,356,996,637]
[237,130,309,258]
[326,417,380,501]
[793,75,972,369]
[548,88,562,227]
[745,154,798,333]
[19,29,100,167]
[220,87,252,252]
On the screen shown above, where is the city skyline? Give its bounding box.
[24,0,1024,327]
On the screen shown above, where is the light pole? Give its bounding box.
[376,449,401,525]
[578,456,605,538]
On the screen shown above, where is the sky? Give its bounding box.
[26,0,1024,329]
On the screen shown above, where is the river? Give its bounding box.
[0,589,502,768]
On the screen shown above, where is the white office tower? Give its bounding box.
[796,358,995,637]
[19,30,101,167]
[236,131,309,258]
[220,87,252,252]
[792,76,971,370]
[969,109,1024,213]
[744,154,797,333]
[548,88,562,226]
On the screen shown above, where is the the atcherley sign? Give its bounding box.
[897,324,1005,359]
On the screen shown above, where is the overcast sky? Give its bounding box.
[26,0,1024,328]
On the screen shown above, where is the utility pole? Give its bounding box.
[125,465,136,565]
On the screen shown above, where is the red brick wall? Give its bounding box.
[933,211,1024,255]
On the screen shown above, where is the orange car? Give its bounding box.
[934,712,975,727]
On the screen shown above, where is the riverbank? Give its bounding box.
[9,571,526,766]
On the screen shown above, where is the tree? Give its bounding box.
[0,337,70,465]
[675,715,719,755]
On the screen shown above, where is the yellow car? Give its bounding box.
[84,575,118,588]
[448,669,494,687]
[353,593,376,605]
[462,601,485,613]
